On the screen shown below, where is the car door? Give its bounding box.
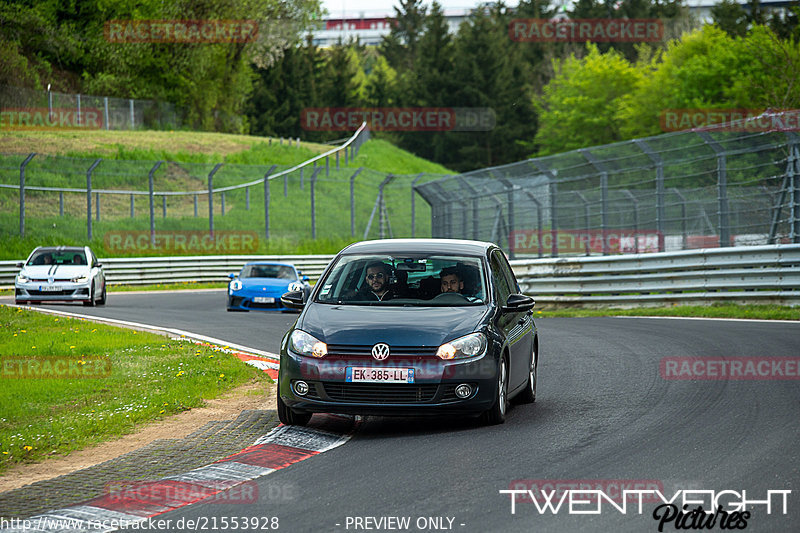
[491,250,532,393]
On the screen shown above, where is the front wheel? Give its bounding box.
[277,394,312,426]
[83,284,96,306]
[482,357,508,425]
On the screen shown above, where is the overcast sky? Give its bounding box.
[321,0,521,18]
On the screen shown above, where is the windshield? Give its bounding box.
[315,254,487,306]
[241,264,296,280]
[28,250,86,266]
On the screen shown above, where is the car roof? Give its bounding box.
[243,262,295,267]
[340,239,495,256]
[33,246,88,253]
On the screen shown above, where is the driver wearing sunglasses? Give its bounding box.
[356,261,397,301]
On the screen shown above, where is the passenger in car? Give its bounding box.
[440,266,464,294]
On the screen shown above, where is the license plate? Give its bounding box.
[253,297,275,303]
[38,285,61,292]
[346,367,415,383]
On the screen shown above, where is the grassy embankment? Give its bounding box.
[0,130,451,260]
[0,304,269,473]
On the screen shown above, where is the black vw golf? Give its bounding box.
[277,239,538,425]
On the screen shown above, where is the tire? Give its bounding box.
[83,284,96,307]
[483,357,508,425]
[517,345,537,405]
[97,284,107,306]
[277,393,312,426]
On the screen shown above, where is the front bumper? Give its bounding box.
[227,292,290,311]
[278,349,499,416]
[15,282,92,303]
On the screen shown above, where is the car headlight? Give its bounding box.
[230,279,242,292]
[289,329,327,358]
[71,276,89,283]
[288,281,303,292]
[436,332,487,360]
[17,274,30,283]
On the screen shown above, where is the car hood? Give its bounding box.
[299,304,490,346]
[20,265,90,278]
[240,278,293,289]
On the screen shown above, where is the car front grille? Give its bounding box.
[326,344,438,358]
[321,382,439,403]
[26,289,80,296]
[248,301,280,309]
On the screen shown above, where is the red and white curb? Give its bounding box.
[1,415,358,532]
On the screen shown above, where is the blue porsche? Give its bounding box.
[227,262,311,312]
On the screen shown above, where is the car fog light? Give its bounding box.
[294,381,309,396]
[455,384,472,399]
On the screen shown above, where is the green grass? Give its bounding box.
[0,305,269,473]
[534,304,800,320]
[0,132,451,259]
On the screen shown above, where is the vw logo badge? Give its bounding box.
[372,343,390,361]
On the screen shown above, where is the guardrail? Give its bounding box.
[0,255,335,288]
[4,246,799,307]
[511,244,800,307]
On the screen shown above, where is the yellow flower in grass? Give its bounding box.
[219,374,225,378]
[175,371,185,377]
[23,446,32,451]
[69,346,76,350]
[54,318,59,322]
[2,451,8,455]
[159,410,165,414]
[91,329,97,332]
[31,346,36,349]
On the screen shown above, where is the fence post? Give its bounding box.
[59,191,64,217]
[671,188,688,250]
[634,140,665,252]
[310,168,322,239]
[130,194,134,218]
[579,149,610,255]
[531,160,558,257]
[698,132,730,247]
[325,155,329,177]
[574,191,591,255]
[263,164,277,241]
[194,194,198,217]
[129,99,135,129]
[336,151,340,170]
[221,191,226,216]
[522,191,544,258]
[208,163,223,237]
[104,97,109,130]
[495,175,517,259]
[19,153,35,237]
[148,162,162,246]
[300,167,304,191]
[793,144,800,243]
[622,190,640,253]
[411,173,425,238]
[96,192,100,221]
[350,167,364,237]
[86,159,102,240]
[245,186,250,210]
[162,196,166,218]
[76,94,81,126]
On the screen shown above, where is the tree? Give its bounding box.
[533,44,643,155]
[379,0,428,71]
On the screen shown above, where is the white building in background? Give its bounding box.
[309,1,794,47]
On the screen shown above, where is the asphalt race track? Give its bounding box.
[7,291,800,532]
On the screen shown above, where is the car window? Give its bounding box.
[315,253,487,306]
[490,250,512,305]
[29,250,86,266]
[241,265,296,279]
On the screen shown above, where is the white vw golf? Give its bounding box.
[15,246,107,306]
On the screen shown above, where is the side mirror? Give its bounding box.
[501,293,535,313]
[281,290,305,309]
[16,262,24,268]
[95,262,103,267]
[228,273,236,279]
[302,275,309,282]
